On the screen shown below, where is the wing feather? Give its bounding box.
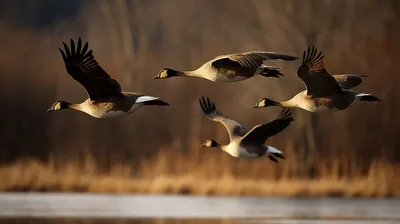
[211,51,297,70]
[333,73,368,89]
[59,38,123,101]
[199,96,248,141]
[241,108,294,146]
[296,46,343,97]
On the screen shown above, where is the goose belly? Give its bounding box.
[94,103,143,118]
[238,147,260,158]
[99,110,129,118]
[298,98,321,112]
[303,97,332,112]
[313,93,356,111]
[313,104,331,112]
[224,142,261,158]
[215,73,249,82]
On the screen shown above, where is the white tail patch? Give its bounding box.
[356,93,371,98]
[259,64,281,69]
[135,96,159,104]
[267,146,282,154]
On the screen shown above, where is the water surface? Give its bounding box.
[0,193,398,224]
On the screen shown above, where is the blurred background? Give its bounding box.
[0,0,399,197]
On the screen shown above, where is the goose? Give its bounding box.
[154,51,298,82]
[199,97,293,162]
[253,46,380,112]
[47,38,169,118]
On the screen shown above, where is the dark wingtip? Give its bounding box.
[279,108,293,121]
[199,96,217,116]
[58,47,66,61]
[199,96,207,114]
[70,39,76,55]
[82,41,89,55]
[302,45,324,65]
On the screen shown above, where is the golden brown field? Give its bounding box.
[1,0,399,198]
[1,149,399,197]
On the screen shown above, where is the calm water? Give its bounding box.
[0,193,398,224]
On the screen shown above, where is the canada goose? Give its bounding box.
[47,38,169,118]
[253,46,380,112]
[199,97,293,162]
[154,51,298,82]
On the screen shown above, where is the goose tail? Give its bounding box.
[356,93,381,102]
[267,146,285,160]
[268,155,279,163]
[258,65,283,78]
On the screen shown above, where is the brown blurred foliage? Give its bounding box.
[0,0,399,195]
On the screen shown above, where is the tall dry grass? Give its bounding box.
[1,148,399,197]
[0,0,399,197]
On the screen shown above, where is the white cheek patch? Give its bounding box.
[161,72,169,78]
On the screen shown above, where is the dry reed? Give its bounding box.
[1,147,399,198]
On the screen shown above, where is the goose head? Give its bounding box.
[154,68,179,79]
[253,98,278,108]
[200,139,220,148]
[47,101,69,112]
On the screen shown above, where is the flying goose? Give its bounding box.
[199,97,293,162]
[154,51,298,82]
[47,38,169,118]
[253,46,380,112]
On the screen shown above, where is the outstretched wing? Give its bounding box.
[211,51,298,70]
[59,38,124,101]
[199,96,248,141]
[241,108,293,146]
[333,73,368,89]
[296,46,343,97]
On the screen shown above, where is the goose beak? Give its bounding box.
[200,143,206,147]
[153,75,160,80]
[47,107,53,112]
[252,104,260,108]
